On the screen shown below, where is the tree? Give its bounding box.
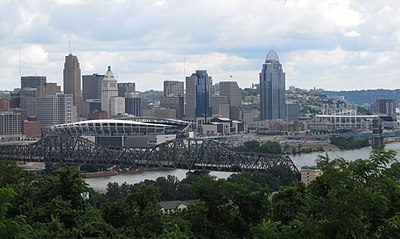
[0,187,31,239]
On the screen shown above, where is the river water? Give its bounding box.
[86,142,400,192]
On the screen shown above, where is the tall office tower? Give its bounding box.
[118,82,135,97]
[21,76,46,89]
[374,99,396,116]
[101,66,118,115]
[164,80,184,97]
[185,70,212,123]
[259,50,286,120]
[35,93,74,128]
[63,54,82,116]
[125,94,142,116]
[19,88,36,117]
[0,111,22,141]
[220,81,242,120]
[82,74,104,100]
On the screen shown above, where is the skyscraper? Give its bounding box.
[185,70,212,123]
[63,54,82,116]
[259,50,286,120]
[101,66,118,115]
[220,81,242,120]
[82,73,104,100]
[21,76,46,89]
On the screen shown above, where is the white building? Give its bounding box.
[109,97,125,116]
[101,66,118,115]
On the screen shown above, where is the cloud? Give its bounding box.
[344,30,361,38]
[0,0,400,92]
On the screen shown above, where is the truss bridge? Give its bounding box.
[0,136,299,174]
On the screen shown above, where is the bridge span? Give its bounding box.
[0,136,299,174]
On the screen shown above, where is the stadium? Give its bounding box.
[48,117,191,148]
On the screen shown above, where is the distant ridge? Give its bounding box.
[321,89,400,105]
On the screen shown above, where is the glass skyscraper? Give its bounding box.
[185,70,212,122]
[259,50,286,120]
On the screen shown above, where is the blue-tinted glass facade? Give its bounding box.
[194,70,212,118]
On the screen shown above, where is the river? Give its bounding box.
[85,142,400,192]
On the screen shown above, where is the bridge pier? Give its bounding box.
[372,118,383,150]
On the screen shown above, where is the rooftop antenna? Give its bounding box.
[68,30,71,54]
[183,56,186,79]
[19,49,21,77]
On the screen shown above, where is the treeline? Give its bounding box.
[330,136,370,150]
[1,149,400,238]
[232,140,282,154]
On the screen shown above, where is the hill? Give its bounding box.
[321,89,400,105]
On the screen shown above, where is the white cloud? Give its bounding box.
[344,30,361,38]
[0,0,399,91]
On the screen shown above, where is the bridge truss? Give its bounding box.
[0,136,299,174]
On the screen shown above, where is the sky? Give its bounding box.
[1,0,400,92]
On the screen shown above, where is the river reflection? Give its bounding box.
[86,142,400,192]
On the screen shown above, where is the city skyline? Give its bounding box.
[1,1,400,91]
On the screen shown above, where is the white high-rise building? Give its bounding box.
[109,97,125,116]
[101,66,118,115]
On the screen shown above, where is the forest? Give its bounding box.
[1,148,400,238]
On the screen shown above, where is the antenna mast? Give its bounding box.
[68,31,71,53]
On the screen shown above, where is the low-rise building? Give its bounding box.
[301,166,322,185]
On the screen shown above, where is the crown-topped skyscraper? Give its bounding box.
[259,50,286,120]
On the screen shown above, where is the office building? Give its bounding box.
[185,70,212,123]
[259,50,286,120]
[0,99,10,111]
[0,111,22,141]
[118,82,135,97]
[82,74,104,100]
[160,96,184,119]
[35,93,74,128]
[220,81,242,120]
[101,66,118,115]
[23,119,41,139]
[374,99,396,116]
[21,76,46,89]
[36,83,61,97]
[63,54,82,115]
[109,97,125,116]
[210,95,229,118]
[164,80,184,97]
[125,95,142,116]
[83,99,102,118]
[219,81,241,107]
[19,88,36,117]
[286,102,300,121]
